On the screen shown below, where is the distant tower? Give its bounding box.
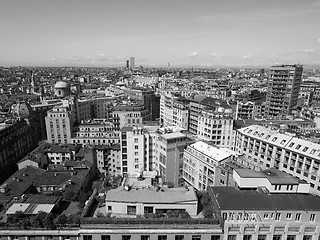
[126,60,130,69]
[129,57,135,69]
[265,64,303,118]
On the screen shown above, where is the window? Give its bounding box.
[295,145,302,150]
[144,206,153,214]
[135,145,139,149]
[141,236,150,240]
[272,137,278,142]
[303,236,312,240]
[211,236,220,240]
[127,206,136,215]
[310,213,316,222]
[108,206,112,211]
[134,138,138,143]
[286,213,292,219]
[243,235,252,240]
[303,147,309,152]
[273,235,281,240]
[83,236,92,240]
[101,236,111,240]
[258,236,266,240]
[289,142,294,147]
[287,236,296,240]
[228,235,237,240]
[175,236,184,240]
[275,213,281,221]
[295,213,301,221]
[192,236,201,240]
[158,236,167,240]
[135,152,139,156]
[263,213,269,219]
[122,236,131,240]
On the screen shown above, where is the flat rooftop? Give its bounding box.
[106,186,197,204]
[190,141,231,162]
[161,131,186,140]
[210,187,320,211]
[234,168,305,185]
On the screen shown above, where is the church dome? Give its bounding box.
[54,81,70,89]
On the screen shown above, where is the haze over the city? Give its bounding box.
[1,0,320,67]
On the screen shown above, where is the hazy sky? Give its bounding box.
[1,0,320,67]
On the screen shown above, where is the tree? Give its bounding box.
[179,210,190,219]
[96,211,105,218]
[68,214,80,225]
[10,211,24,224]
[30,211,47,228]
[55,214,68,226]
[43,213,55,229]
[64,190,76,201]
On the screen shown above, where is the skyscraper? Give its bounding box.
[265,64,303,118]
[129,57,135,69]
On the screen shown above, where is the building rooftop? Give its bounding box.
[239,125,320,159]
[0,166,46,203]
[6,203,55,215]
[161,131,186,140]
[106,186,197,204]
[210,186,320,211]
[190,141,231,162]
[234,168,305,185]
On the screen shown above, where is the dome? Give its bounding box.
[54,81,70,89]
[11,102,32,118]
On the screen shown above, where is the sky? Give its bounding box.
[0,0,320,67]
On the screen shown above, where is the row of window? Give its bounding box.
[84,235,221,240]
[228,234,313,240]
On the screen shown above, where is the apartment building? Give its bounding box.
[71,119,120,146]
[265,64,303,118]
[235,125,320,196]
[183,141,237,191]
[210,186,320,240]
[189,97,232,135]
[120,126,157,176]
[95,144,121,176]
[160,93,189,129]
[45,100,77,144]
[77,97,114,121]
[122,87,160,120]
[113,104,152,131]
[197,107,234,148]
[119,126,187,186]
[235,101,255,120]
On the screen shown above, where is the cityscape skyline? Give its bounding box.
[1,0,320,67]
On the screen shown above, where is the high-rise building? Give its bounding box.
[129,57,135,69]
[265,64,303,118]
[119,125,187,186]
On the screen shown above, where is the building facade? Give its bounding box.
[235,125,320,196]
[183,141,237,191]
[265,64,303,118]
